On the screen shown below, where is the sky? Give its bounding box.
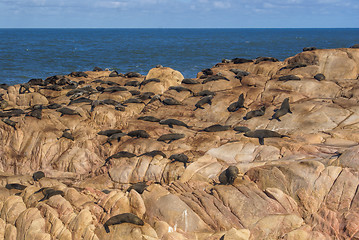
[0,0,358,28]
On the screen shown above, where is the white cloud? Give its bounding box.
[213,1,231,8]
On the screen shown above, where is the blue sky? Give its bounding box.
[1,0,358,28]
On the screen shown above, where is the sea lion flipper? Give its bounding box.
[38,196,46,202]
[104,224,110,233]
[258,138,264,145]
[288,110,292,114]
[169,124,173,128]
[276,118,281,122]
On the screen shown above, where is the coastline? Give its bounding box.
[0,47,359,238]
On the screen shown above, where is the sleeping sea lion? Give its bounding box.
[104,213,144,233]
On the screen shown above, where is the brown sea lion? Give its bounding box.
[201,124,231,132]
[137,116,161,122]
[219,166,239,185]
[270,98,292,121]
[126,182,148,194]
[104,213,144,233]
[243,106,266,120]
[227,93,246,112]
[169,153,190,167]
[194,95,213,110]
[127,130,150,138]
[5,183,27,190]
[32,171,45,181]
[244,129,289,145]
[159,119,190,128]
[157,133,185,144]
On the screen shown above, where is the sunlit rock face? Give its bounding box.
[0,48,359,239]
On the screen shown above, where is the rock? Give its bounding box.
[143,67,184,94]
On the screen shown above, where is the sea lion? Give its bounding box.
[122,98,145,105]
[194,90,216,97]
[102,86,127,93]
[168,86,193,93]
[102,189,111,194]
[126,182,148,194]
[157,133,185,143]
[0,83,9,90]
[270,98,292,121]
[32,171,45,181]
[101,99,121,106]
[70,72,88,78]
[139,150,166,158]
[38,189,65,202]
[201,124,231,132]
[303,47,317,51]
[4,108,26,116]
[182,78,199,84]
[103,132,127,145]
[243,106,266,120]
[159,119,190,128]
[106,151,136,162]
[162,98,181,105]
[109,71,119,77]
[42,84,62,92]
[231,58,253,64]
[138,92,155,100]
[19,83,31,94]
[280,63,307,71]
[230,69,250,77]
[93,66,103,71]
[98,129,123,137]
[254,57,279,64]
[66,86,97,97]
[56,107,81,117]
[278,75,301,81]
[28,78,44,86]
[202,75,229,84]
[137,116,161,122]
[169,153,190,167]
[202,68,213,75]
[233,126,250,133]
[47,103,62,109]
[103,80,121,86]
[103,213,144,233]
[140,78,160,86]
[314,73,325,81]
[26,106,43,120]
[125,72,141,78]
[125,81,140,87]
[129,90,141,96]
[219,166,239,185]
[68,97,93,106]
[5,183,27,190]
[194,95,214,110]
[127,130,150,138]
[227,93,246,112]
[58,129,74,141]
[244,129,289,145]
[2,118,17,130]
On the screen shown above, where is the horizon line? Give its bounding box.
[1,27,359,29]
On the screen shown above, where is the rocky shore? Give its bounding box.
[0,47,359,239]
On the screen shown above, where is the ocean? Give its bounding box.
[1,28,358,85]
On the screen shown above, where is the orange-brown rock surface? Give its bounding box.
[0,48,359,239]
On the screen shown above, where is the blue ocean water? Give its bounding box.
[0,28,358,85]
